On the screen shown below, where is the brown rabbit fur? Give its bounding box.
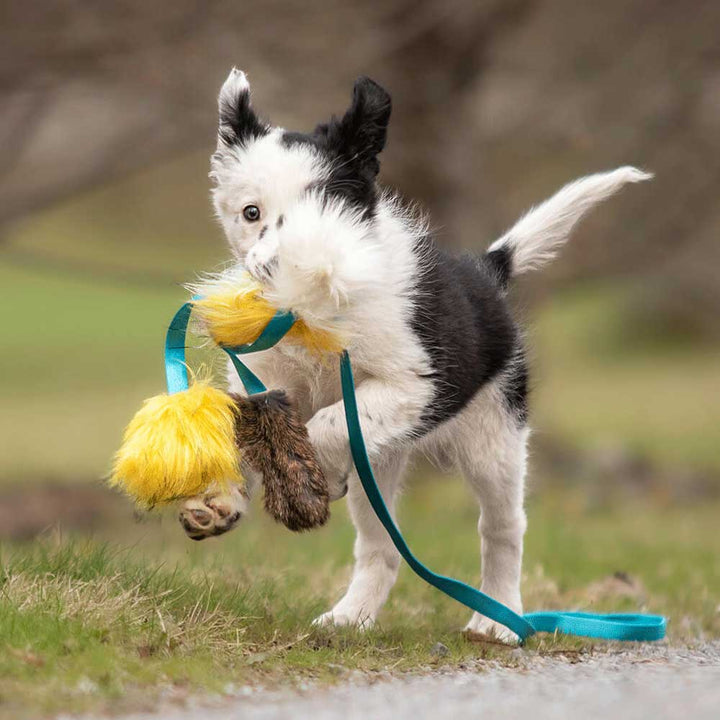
[230,390,330,531]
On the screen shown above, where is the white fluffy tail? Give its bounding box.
[487,166,652,276]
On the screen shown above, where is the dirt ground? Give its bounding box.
[71,641,720,720]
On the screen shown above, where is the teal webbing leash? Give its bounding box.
[165,304,667,642]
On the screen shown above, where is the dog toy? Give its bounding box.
[110,277,334,529]
[111,379,242,506]
[231,390,329,531]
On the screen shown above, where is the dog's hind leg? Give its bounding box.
[453,384,529,643]
[313,449,409,629]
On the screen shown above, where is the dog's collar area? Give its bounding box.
[164,300,667,643]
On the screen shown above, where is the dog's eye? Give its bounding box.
[242,204,261,222]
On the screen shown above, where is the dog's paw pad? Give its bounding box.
[178,487,247,541]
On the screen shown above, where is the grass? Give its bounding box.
[1,478,719,718]
[0,264,182,482]
[532,283,720,473]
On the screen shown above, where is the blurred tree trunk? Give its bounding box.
[371,0,535,246]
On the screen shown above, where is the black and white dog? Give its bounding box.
[179,69,650,641]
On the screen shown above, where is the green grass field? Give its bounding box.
[2,483,719,718]
[0,263,184,483]
[532,285,720,473]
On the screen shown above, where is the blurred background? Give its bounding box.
[1,0,719,537]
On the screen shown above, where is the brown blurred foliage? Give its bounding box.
[2,0,719,334]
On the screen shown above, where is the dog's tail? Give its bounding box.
[484,166,652,287]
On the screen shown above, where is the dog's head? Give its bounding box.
[209,69,392,282]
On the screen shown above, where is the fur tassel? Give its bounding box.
[193,279,344,355]
[231,390,330,531]
[110,382,242,506]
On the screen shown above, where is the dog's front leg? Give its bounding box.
[307,374,430,627]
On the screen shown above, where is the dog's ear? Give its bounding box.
[321,77,392,177]
[215,68,268,151]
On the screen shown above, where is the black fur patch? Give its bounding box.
[410,239,524,429]
[218,87,268,148]
[283,77,391,218]
[484,247,513,290]
[501,349,529,424]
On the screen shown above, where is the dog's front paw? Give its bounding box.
[463,613,519,645]
[178,485,248,541]
[312,605,375,630]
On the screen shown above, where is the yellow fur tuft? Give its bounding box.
[194,282,344,355]
[110,382,242,507]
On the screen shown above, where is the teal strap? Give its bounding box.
[163,303,666,642]
[222,311,297,355]
[222,310,296,395]
[339,351,533,641]
[524,611,666,641]
[225,354,267,396]
[163,301,294,396]
[165,302,194,394]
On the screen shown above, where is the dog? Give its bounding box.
[178,68,650,641]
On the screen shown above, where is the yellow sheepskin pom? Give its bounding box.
[194,286,344,356]
[110,382,242,507]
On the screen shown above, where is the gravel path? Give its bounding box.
[76,642,720,720]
